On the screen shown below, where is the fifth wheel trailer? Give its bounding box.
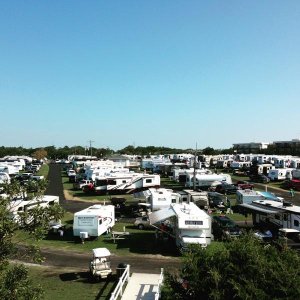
[149,202,212,249]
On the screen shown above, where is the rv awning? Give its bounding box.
[149,206,176,225]
[257,191,281,202]
[239,203,279,214]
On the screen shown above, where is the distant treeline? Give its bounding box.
[0,145,234,159]
[1,144,298,159]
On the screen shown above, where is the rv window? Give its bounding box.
[18,207,23,211]
[145,179,152,183]
[294,220,299,227]
[96,179,107,186]
[99,219,102,225]
[107,179,117,185]
[171,199,176,203]
[122,180,126,184]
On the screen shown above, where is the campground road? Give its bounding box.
[16,246,181,274]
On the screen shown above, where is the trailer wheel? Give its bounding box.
[138,224,144,230]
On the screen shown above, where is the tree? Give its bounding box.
[162,233,300,300]
[32,148,48,160]
[0,179,64,299]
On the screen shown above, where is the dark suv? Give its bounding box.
[212,216,241,240]
[214,183,238,194]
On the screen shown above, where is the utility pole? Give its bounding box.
[88,140,95,157]
[193,143,197,191]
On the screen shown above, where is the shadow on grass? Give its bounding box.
[103,230,181,257]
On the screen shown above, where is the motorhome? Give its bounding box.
[93,173,160,194]
[149,202,212,249]
[268,168,294,181]
[185,173,232,190]
[73,204,115,238]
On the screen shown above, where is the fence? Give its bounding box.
[109,264,130,300]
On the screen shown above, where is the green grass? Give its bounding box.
[28,266,116,300]
[37,164,50,179]
[15,212,180,257]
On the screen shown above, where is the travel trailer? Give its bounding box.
[149,202,212,249]
[268,168,294,181]
[7,195,59,224]
[185,173,232,190]
[239,199,300,232]
[73,204,115,238]
[93,173,160,194]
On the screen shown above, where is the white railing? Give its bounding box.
[110,264,130,300]
[155,268,164,300]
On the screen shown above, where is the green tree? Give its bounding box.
[162,234,300,300]
[0,180,64,299]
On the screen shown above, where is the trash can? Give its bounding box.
[116,263,127,278]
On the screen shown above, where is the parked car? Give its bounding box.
[134,216,151,230]
[73,179,93,190]
[249,174,270,184]
[214,183,238,194]
[235,180,254,190]
[212,215,241,240]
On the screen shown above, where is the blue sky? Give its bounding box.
[1,1,299,150]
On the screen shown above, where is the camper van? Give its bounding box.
[73,204,115,238]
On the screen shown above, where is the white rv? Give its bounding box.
[94,173,160,194]
[0,172,10,184]
[268,168,294,181]
[185,173,232,189]
[73,204,115,238]
[7,195,59,224]
[145,188,180,211]
[149,202,212,249]
[239,200,300,232]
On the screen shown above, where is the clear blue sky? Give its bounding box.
[1,1,299,150]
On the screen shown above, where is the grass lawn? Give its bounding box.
[37,163,50,179]
[15,212,180,257]
[28,266,116,300]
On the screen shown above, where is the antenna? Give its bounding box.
[88,140,95,157]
